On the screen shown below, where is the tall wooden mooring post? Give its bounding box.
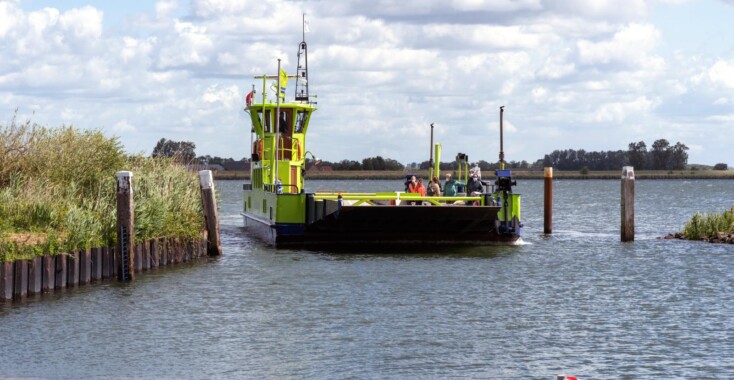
[116,171,135,281]
[621,166,635,242]
[199,170,222,256]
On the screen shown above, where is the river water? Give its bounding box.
[1,179,734,379]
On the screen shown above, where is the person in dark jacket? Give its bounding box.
[467,174,483,195]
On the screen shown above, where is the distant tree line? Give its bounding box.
[542,139,689,171]
[153,138,250,165]
[321,156,405,171]
[407,160,536,171]
[157,137,712,172]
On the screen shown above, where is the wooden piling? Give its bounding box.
[199,170,222,256]
[161,238,169,267]
[13,260,28,299]
[79,248,91,285]
[55,254,67,289]
[42,255,55,292]
[67,252,79,287]
[150,239,159,269]
[111,246,118,278]
[101,247,111,280]
[116,171,135,282]
[621,166,635,242]
[142,241,150,270]
[134,243,143,272]
[91,247,102,282]
[544,167,553,234]
[28,257,42,294]
[1,261,13,300]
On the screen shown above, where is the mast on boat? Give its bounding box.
[295,14,311,103]
[499,106,505,170]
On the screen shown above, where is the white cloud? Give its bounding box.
[708,60,734,88]
[113,119,137,132]
[0,1,22,38]
[577,23,662,69]
[591,96,656,123]
[156,20,213,68]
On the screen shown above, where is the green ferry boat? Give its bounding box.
[241,34,521,247]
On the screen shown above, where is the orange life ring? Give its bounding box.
[294,139,301,159]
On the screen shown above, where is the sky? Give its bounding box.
[2,0,734,166]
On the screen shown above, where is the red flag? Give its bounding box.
[245,90,255,106]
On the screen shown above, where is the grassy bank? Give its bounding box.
[0,118,204,262]
[214,169,734,180]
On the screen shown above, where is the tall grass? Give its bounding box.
[682,206,734,241]
[0,116,204,262]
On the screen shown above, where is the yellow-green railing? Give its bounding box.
[313,192,490,206]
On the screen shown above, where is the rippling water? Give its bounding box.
[1,179,734,379]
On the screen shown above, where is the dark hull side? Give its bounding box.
[243,205,520,247]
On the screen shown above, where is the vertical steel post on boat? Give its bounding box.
[429,123,434,179]
[434,143,441,180]
[499,106,505,170]
[275,59,281,187]
[249,84,255,164]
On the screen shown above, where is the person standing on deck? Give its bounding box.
[275,178,283,194]
[407,175,418,193]
[467,174,483,195]
[428,176,441,197]
[471,163,481,179]
[416,178,427,197]
[443,173,457,197]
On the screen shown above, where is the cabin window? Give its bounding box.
[278,109,292,135]
[257,110,272,133]
[295,110,308,133]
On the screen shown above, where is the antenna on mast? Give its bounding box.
[295,13,310,103]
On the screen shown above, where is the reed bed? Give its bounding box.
[0,116,203,262]
[681,206,734,242]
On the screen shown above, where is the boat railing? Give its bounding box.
[264,184,300,194]
[313,192,495,206]
[276,137,301,160]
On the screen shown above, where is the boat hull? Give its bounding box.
[243,204,520,247]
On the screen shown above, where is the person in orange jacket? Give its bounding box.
[416,177,427,197]
[407,175,418,193]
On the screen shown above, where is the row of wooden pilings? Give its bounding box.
[543,166,635,242]
[0,170,222,302]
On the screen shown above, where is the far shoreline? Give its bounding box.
[213,169,734,181]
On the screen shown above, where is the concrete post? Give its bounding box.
[621,166,635,242]
[116,171,135,281]
[544,167,553,234]
[199,170,222,256]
